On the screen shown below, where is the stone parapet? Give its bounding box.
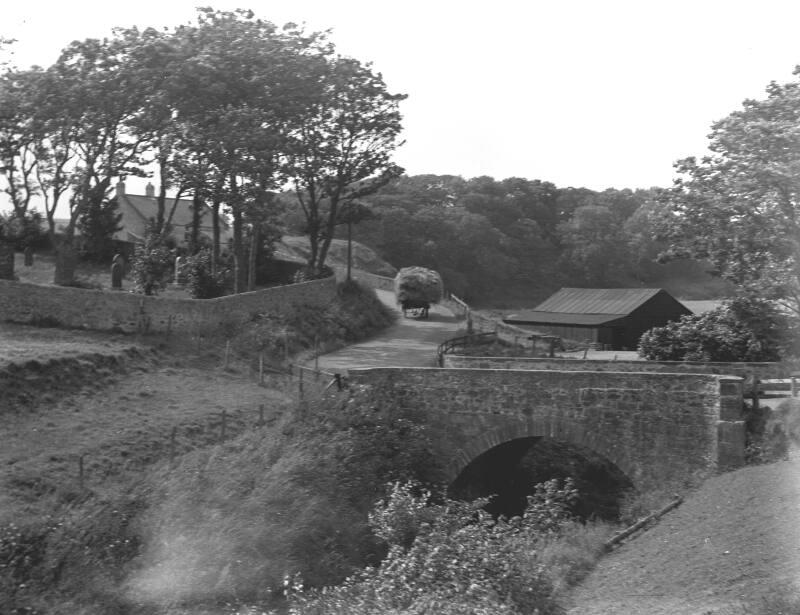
[442,355,789,381]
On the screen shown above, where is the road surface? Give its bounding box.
[311,289,463,373]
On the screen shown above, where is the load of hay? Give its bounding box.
[394,266,443,305]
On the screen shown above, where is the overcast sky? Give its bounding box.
[3,0,800,192]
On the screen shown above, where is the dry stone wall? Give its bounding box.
[348,367,745,493]
[0,276,337,335]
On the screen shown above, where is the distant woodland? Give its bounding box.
[283,174,731,307]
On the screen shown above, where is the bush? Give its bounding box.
[292,265,334,283]
[287,478,585,615]
[638,296,791,361]
[183,248,232,298]
[130,234,173,296]
[232,280,395,365]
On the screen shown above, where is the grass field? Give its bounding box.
[1,260,397,613]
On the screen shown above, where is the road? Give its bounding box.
[311,289,464,373]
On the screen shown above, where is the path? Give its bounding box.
[312,289,463,373]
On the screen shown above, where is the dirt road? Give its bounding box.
[311,289,463,373]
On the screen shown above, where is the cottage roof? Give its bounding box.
[113,180,231,243]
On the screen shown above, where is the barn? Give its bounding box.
[503,288,693,351]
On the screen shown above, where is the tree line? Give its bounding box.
[3,8,799,320]
[0,8,404,289]
[309,174,721,306]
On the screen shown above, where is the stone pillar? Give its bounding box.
[0,241,14,279]
[717,377,746,470]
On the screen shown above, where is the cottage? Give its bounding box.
[112,180,232,247]
[503,287,692,351]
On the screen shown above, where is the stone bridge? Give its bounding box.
[347,367,746,493]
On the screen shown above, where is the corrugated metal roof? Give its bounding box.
[504,312,626,326]
[532,288,663,315]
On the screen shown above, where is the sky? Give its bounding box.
[3,0,800,193]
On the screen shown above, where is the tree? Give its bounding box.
[638,297,790,361]
[130,223,173,296]
[163,10,329,291]
[658,69,800,316]
[558,204,629,286]
[286,56,406,277]
[77,195,122,262]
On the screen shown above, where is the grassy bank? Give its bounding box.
[0,281,399,614]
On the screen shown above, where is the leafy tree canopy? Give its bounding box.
[658,68,800,316]
[638,297,792,362]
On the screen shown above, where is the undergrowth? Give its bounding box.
[281,479,614,615]
[0,279,401,615]
[232,279,395,368]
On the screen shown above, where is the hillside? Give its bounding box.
[565,451,800,615]
[274,235,397,277]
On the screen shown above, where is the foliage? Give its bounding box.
[638,296,791,361]
[285,55,406,276]
[183,248,231,298]
[232,280,394,364]
[287,478,584,615]
[129,227,173,296]
[77,195,122,263]
[0,209,46,249]
[341,174,706,306]
[657,68,800,316]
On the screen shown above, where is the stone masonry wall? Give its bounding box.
[442,355,789,382]
[348,367,745,493]
[0,276,337,335]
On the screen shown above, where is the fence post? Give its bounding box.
[792,373,798,397]
[299,368,304,400]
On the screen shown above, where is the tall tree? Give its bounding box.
[164,9,327,291]
[659,69,800,316]
[285,56,406,276]
[3,34,151,284]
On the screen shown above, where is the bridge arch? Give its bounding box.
[449,434,636,520]
[445,418,639,491]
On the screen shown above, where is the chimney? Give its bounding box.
[145,182,155,198]
[116,180,126,198]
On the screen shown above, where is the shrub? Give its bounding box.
[292,265,333,283]
[183,248,232,298]
[638,296,791,361]
[232,280,394,365]
[130,233,173,296]
[288,478,584,615]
